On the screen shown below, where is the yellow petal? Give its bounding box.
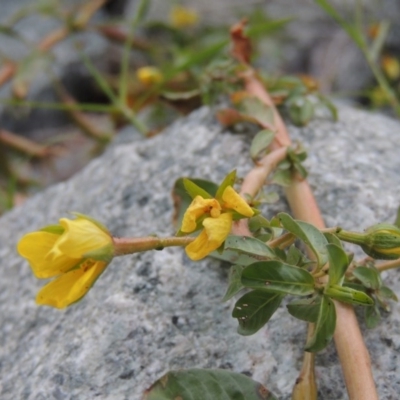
[50,217,112,260]
[222,186,254,217]
[136,66,163,86]
[185,213,232,260]
[36,260,108,309]
[17,231,80,278]
[181,196,221,233]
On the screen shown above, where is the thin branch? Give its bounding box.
[376,258,400,272]
[0,129,51,158]
[242,69,378,400]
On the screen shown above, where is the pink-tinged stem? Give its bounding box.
[113,236,194,256]
[239,68,378,400]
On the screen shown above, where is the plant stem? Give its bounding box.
[0,129,50,158]
[376,258,400,272]
[241,69,378,400]
[233,146,287,237]
[113,236,194,256]
[292,324,317,400]
[267,232,295,249]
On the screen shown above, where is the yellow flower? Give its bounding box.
[180,184,254,260]
[169,5,199,28]
[382,55,400,81]
[136,66,164,87]
[17,214,114,309]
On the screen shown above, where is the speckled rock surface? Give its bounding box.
[1,105,400,399]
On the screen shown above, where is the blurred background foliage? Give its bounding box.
[0,0,399,214]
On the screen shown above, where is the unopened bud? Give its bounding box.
[337,224,400,260]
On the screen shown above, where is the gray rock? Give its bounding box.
[1,105,400,399]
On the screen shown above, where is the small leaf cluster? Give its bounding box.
[265,75,338,126]
[219,213,397,353]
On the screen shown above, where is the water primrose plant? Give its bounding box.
[12,9,400,400]
[17,172,400,399]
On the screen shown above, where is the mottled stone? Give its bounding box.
[0,105,400,399]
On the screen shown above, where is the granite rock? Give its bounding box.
[1,105,400,399]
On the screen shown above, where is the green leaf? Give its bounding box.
[143,368,278,400]
[293,159,308,179]
[224,236,276,259]
[82,244,114,263]
[305,295,336,352]
[323,232,343,247]
[271,169,292,186]
[211,250,265,267]
[317,94,338,121]
[233,290,284,336]
[248,215,270,232]
[327,243,349,286]
[222,265,245,301]
[352,266,382,290]
[246,17,293,38]
[287,96,315,126]
[40,224,64,235]
[278,213,328,268]
[215,170,236,200]
[173,39,229,73]
[183,178,214,199]
[325,285,374,306]
[240,96,275,127]
[378,285,398,301]
[250,129,275,160]
[285,245,312,268]
[287,296,321,323]
[365,303,381,329]
[241,261,315,296]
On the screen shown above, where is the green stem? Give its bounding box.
[335,229,367,246]
[363,49,400,116]
[119,0,149,104]
[113,236,194,256]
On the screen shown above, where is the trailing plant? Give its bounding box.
[15,16,399,400]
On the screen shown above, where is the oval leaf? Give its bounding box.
[222,265,245,301]
[241,261,315,296]
[232,290,283,336]
[250,129,275,160]
[278,213,328,268]
[365,303,381,329]
[305,295,336,353]
[183,178,214,199]
[327,243,349,286]
[215,170,236,200]
[287,296,321,323]
[352,266,382,290]
[224,236,276,259]
[143,368,278,400]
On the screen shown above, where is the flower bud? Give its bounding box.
[362,223,400,260]
[337,223,400,260]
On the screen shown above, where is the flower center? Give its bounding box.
[210,207,221,218]
[81,259,96,272]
